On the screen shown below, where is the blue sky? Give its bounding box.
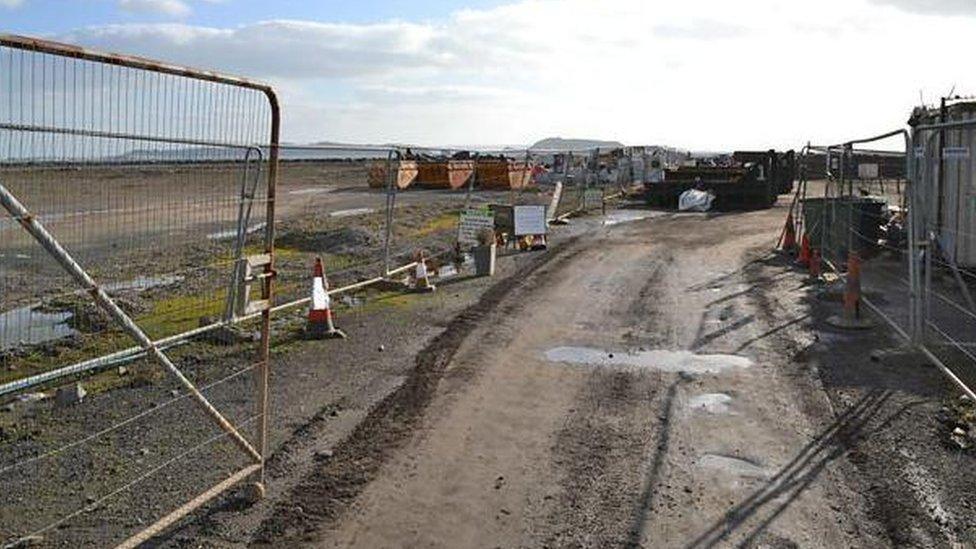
[2,0,975,149]
[2,0,507,33]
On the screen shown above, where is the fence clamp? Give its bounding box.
[238,254,274,315]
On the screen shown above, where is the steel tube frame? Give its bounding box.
[0,33,282,544]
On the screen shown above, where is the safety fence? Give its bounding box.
[795,125,976,400]
[0,34,279,547]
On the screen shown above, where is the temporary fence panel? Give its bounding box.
[810,122,976,400]
[912,116,976,394]
[0,35,278,547]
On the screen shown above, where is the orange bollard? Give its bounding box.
[809,248,821,279]
[843,251,862,320]
[827,250,873,329]
[797,234,811,267]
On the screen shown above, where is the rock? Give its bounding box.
[139,448,150,456]
[678,371,698,382]
[1,404,13,413]
[170,389,180,398]
[960,394,973,405]
[950,427,971,450]
[250,331,263,343]
[378,344,386,352]
[869,350,883,362]
[117,366,129,376]
[314,449,334,462]
[55,383,86,406]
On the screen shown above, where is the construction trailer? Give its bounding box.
[644,149,796,210]
[910,99,976,269]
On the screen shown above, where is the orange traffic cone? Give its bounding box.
[779,212,797,252]
[413,250,436,293]
[797,234,811,267]
[306,257,347,339]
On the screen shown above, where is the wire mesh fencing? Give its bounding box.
[0,35,278,547]
[801,125,976,399]
[911,115,976,393]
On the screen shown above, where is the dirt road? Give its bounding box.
[249,203,973,548]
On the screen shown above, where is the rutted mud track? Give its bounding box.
[251,237,582,545]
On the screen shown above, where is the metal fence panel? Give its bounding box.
[0,35,278,547]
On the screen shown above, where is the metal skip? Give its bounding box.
[0,181,262,463]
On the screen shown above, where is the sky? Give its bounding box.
[2,0,975,150]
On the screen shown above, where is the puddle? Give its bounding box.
[104,274,184,293]
[1,274,183,350]
[688,393,735,415]
[0,305,77,351]
[697,454,768,478]
[330,208,375,218]
[288,187,334,195]
[544,346,753,374]
[603,211,656,226]
[207,222,267,241]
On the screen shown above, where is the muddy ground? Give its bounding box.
[3,185,976,548]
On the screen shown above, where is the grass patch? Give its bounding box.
[412,211,459,238]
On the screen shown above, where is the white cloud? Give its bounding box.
[118,0,192,18]
[869,0,976,16]
[0,0,25,8]
[54,0,976,150]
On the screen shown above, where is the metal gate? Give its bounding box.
[0,35,278,546]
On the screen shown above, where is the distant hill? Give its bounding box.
[529,137,625,151]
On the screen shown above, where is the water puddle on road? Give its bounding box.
[688,393,735,415]
[544,346,753,374]
[602,211,656,226]
[330,208,375,218]
[697,454,769,479]
[288,187,335,196]
[206,222,267,241]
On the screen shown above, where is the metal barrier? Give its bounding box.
[805,123,976,400]
[0,34,279,547]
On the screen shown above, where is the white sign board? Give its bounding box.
[858,163,879,179]
[513,205,548,236]
[457,209,494,247]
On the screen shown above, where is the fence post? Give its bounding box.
[383,149,400,276]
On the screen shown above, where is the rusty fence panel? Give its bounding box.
[0,35,278,547]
